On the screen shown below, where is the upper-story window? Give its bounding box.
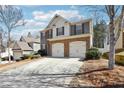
[56,27,64,36]
[48,29,53,38]
[70,25,76,35]
[82,22,90,33]
[41,32,46,44]
[70,22,90,35]
[76,24,82,35]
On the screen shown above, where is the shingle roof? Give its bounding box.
[45,14,91,30]
[17,42,33,51]
[23,37,40,43]
[10,43,14,48]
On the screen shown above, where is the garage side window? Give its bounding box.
[56,27,64,36]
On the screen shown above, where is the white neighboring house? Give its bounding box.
[20,36,40,52]
[12,42,33,60]
[97,28,124,54]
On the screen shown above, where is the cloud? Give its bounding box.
[12,28,42,40]
[24,19,47,27]
[33,11,50,21]
[70,5,78,10]
[12,9,84,40]
[32,9,83,21]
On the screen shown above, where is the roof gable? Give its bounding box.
[45,14,69,29]
[13,42,21,50]
[13,42,33,51]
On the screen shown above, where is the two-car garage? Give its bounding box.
[48,36,91,58]
[51,41,87,58]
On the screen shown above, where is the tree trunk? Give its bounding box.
[8,31,11,63]
[109,16,115,70]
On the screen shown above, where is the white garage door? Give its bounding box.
[52,43,64,57]
[69,41,86,58]
[13,51,22,60]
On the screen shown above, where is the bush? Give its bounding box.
[116,61,124,66]
[115,48,124,53]
[1,56,13,61]
[86,47,101,60]
[38,49,47,56]
[30,55,40,59]
[102,48,124,59]
[115,55,124,66]
[21,55,30,60]
[102,52,109,59]
[21,54,40,60]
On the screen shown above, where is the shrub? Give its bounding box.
[21,55,30,60]
[21,54,40,60]
[102,48,124,59]
[30,55,40,59]
[116,61,124,66]
[86,47,101,60]
[38,49,47,56]
[115,55,124,66]
[102,52,109,59]
[115,48,124,53]
[1,56,13,61]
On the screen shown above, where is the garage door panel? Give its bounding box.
[52,43,64,57]
[13,51,22,60]
[69,41,86,58]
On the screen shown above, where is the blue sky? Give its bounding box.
[11,5,109,40]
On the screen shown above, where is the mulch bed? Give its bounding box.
[69,59,124,88]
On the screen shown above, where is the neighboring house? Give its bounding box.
[40,14,93,58]
[97,27,124,53]
[12,32,40,60]
[12,42,33,60]
[20,36,40,52]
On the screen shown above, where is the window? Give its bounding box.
[70,22,90,35]
[41,32,46,44]
[42,44,46,49]
[70,25,76,35]
[83,22,90,33]
[82,24,84,33]
[56,27,64,36]
[48,29,52,38]
[76,24,82,34]
[56,28,59,36]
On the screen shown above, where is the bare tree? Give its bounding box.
[0,27,3,59]
[81,5,124,69]
[106,6,124,69]
[0,5,25,62]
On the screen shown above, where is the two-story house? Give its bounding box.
[40,14,93,58]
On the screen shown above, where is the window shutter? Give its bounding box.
[56,28,58,36]
[74,25,76,35]
[62,27,64,35]
[82,23,84,33]
[51,29,53,38]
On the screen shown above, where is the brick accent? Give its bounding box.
[47,36,91,57]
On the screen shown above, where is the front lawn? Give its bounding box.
[69,59,124,88]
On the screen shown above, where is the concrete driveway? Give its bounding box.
[0,58,84,88]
